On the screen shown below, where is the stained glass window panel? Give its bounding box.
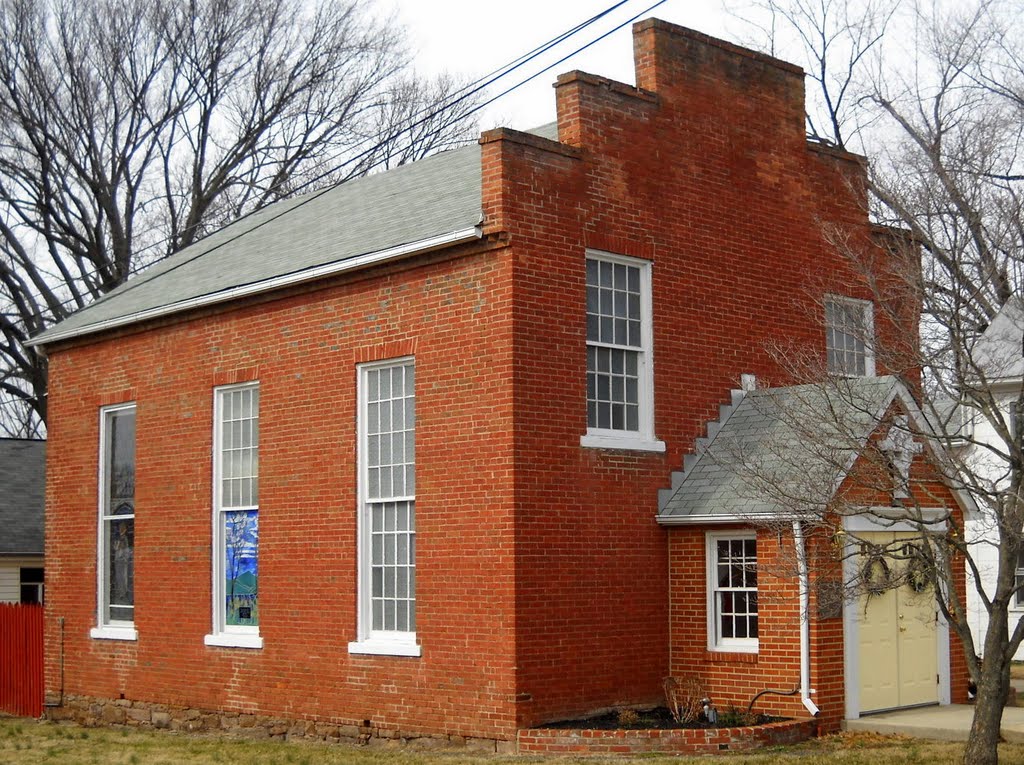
[224,509,258,627]
[213,383,260,638]
[107,517,134,621]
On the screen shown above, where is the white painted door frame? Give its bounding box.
[842,511,951,720]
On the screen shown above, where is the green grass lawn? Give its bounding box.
[4,717,1024,765]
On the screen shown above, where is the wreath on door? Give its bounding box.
[904,545,930,593]
[860,548,892,597]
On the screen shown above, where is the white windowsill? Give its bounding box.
[709,642,759,654]
[580,433,666,452]
[348,638,422,657]
[204,633,264,649]
[90,625,138,641]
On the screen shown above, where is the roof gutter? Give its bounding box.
[29,226,482,348]
[655,512,793,526]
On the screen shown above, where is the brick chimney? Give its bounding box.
[632,19,806,144]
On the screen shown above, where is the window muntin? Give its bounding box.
[351,358,419,656]
[98,404,136,629]
[826,296,874,377]
[587,257,642,432]
[208,383,261,647]
[583,252,660,450]
[708,534,758,651]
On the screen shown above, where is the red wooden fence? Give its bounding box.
[0,603,43,717]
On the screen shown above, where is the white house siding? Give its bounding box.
[963,388,1024,661]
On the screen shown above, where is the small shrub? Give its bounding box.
[663,676,706,723]
[716,707,754,727]
[617,709,641,727]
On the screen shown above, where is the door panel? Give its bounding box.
[856,532,939,713]
[859,577,900,711]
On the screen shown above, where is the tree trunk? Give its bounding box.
[964,666,1008,765]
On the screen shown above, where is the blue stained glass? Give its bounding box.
[224,509,258,626]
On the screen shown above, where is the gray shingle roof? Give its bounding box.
[0,439,45,555]
[658,376,904,522]
[32,141,486,346]
[974,296,1024,382]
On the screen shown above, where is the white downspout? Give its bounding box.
[793,520,820,717]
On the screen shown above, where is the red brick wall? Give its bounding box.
[668,528,837,727]
[45,18,914,740]
[476,20,901,728]
[45,247,520,740]
[662,443,967,735]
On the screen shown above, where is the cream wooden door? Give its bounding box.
[857,532,939,713]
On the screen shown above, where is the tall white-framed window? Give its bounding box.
[825,295,875,377]
[706,532,758,653]
[580,251,664,452]
[91,403,138,641]
[205,383,262,649]
[349,358,420,657]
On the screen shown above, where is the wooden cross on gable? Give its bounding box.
[879,414,922,502]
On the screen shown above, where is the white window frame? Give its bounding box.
[580,250,664,452]
[1015,551,1024,610]
[706,531,759,653]
[91,402,138,641]
[825,294,876,378]
[349,356,421,657]
[205,382,263,649]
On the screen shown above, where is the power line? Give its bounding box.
[8,0,666,329]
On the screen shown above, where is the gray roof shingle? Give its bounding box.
[659,376,903,522]
[32,141,486,345]
[0,439,45,555]
[974,296,1024,382]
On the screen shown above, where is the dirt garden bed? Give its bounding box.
[518,708,818,755]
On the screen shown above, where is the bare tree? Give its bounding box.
[0,0,480,436]
[730,0,898,149]
[728,1,1024,762]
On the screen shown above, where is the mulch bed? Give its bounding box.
[543,706,785,730]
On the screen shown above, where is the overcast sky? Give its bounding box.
[385,0,741,131]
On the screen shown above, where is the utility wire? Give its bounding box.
[6,0,667,335]
[24,0,641,309]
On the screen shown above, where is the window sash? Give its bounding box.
[585,252,653,439]
[98,404,136,627]
[826,296,873,377]
[357,359,417,647]
[707,534,758,650]
[212,383,260,637]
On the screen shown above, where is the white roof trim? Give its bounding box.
[30,226,482,347]
[657,376,980,526]
[656,512,795,527]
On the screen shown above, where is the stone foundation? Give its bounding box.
[45,695,513,753]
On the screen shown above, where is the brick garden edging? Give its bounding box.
[517,717,819,754]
